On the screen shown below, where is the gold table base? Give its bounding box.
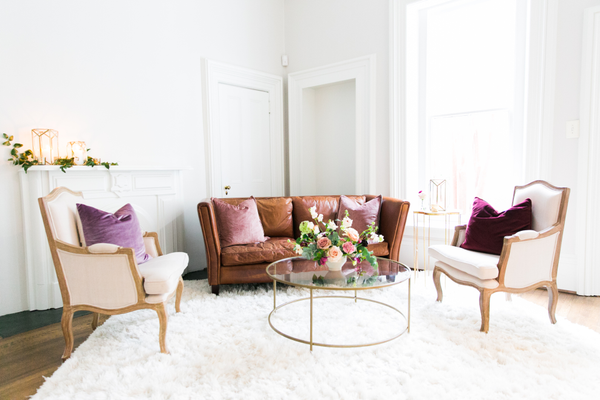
[268,288,410,351]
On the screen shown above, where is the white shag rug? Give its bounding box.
[32,275,600,400]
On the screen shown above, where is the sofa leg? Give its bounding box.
[212,285,220,296]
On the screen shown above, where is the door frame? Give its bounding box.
[288,55,377,195]
[203,59,284,198]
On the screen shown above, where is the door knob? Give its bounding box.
[224,185,231,195]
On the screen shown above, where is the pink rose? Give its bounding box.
[342,241,356,254]
[344,228,359,242]
[318,257,328,265]
[317,237,332,249]
[327,246,343,262]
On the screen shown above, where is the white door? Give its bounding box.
[217,83,271,197]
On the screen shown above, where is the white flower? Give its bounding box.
[317,214,323,222]
[327,220,337,230]
[379,234,384,243]
[293,244,303,255]
[307,221,315,231]
[309,206,318,219]
[313,225,320,234]
[341,216,353,230]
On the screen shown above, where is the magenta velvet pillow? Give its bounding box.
[212,197,267,248]
[76,203,151,264]
[337,195,382,235]
[460,197,532,255]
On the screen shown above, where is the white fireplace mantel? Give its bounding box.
[20,166,189,311]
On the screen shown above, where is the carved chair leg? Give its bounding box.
[433,267,444,302]
[156,303,170,354]
[175,277,184,313]
[61,308,75,361]
[479,289,491,333]
[212,285,220,296]
[547,283,559,324]
[91,312,100,331]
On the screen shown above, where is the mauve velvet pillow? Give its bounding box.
[460,197,532,255]
[76,203,151,264]
[337,195,382,235]
[212,197,267,248]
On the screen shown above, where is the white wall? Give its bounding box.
[0,0,285,315]
[284,0,390,195]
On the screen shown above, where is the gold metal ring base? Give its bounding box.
[268,295,408,349]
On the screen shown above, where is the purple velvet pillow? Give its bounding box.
[212,197,268,248]
[460,197,532,255]
[76,203,151,264]
[337,195,382,235]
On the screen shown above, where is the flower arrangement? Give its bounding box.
[292,206,383,269]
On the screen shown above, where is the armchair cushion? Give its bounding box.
[460,197,532,255]
[77,203,150,264]
[429,244,500,280]
[138,252,188,295]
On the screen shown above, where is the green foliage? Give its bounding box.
[2,133,118,173]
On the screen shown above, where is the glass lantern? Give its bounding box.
[67,141,88,165]
[429,179,446,212]
[31,129,59,164]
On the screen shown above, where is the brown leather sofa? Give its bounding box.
[197,195,410,294]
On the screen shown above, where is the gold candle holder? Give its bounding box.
[31,129,59,164]
[430,179,446,212]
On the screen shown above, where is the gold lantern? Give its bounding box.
[430,179,446,212]
[66,141,88,165]
[31,129,59,164]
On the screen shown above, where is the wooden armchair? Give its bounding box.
[38,187,188,360]
[429,180,570,333]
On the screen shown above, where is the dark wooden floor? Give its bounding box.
[1,285,599,399]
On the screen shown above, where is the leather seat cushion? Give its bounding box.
[292,196,366,238]
[221,237,296,267]
[429,244,500,280]
[367,241,389,257]
[138,252,189,295]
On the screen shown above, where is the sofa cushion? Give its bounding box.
[212,197,267,248]
[429,244,500,280]
[367,241,389,257]
[221,237,296,267]
[138,252,189,295]
[292,196,366,238]
[256,197,294,238]
[338,195,382,237]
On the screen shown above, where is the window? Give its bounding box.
[405,0,528,217]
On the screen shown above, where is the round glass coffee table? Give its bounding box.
[266,257,411,351]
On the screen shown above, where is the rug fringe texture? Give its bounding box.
[32,274,600,399]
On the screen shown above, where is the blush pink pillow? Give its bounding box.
[76,203,150,264]
[337,195,382,235]
[460,197,532,255]
[212,197,268,248]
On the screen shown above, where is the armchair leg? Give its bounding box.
[212,285,220,296]
[175,277,184,313]
[91,313,100,331]
[61,308,74,361]
[433,267,444,302]
[479,289,491,333]
[156,303,170,354]
[547,283,559,324]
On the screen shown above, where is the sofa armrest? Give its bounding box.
[377,196,410,261]
[197,199,222,286]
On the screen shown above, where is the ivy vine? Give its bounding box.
[3,133,118,173]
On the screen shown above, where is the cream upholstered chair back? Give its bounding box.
[42,188,83,247]
[503,181,570,289]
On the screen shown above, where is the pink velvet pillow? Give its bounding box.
[460,197,532,255]
[212,197,268,248]
[337,195,382,235]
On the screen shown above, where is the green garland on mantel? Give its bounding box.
[3,133,118,173]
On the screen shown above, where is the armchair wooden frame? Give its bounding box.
[39,187,184,360]
[433,180,570,333]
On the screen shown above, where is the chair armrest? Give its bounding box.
[451,225,467,247]
[143,231,163,258]
[53,240,146,307]
[377,196,410,261]
[197,199,222,285]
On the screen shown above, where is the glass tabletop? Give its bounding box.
[266,257,411,291]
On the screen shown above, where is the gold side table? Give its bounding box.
[413,210,461,283]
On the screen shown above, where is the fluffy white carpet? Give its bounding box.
[32,275,600,400]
